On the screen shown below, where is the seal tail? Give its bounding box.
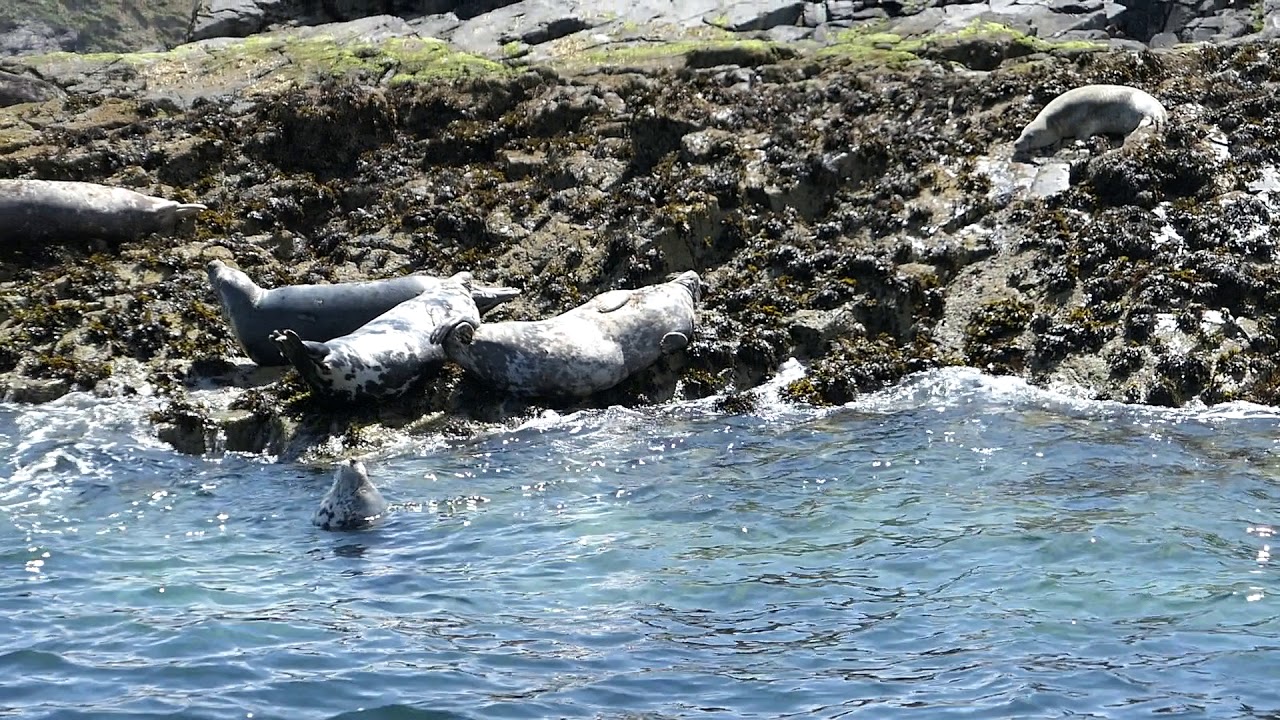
[272,329,331,390]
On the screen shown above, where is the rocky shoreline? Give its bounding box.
[1,4,1280,458]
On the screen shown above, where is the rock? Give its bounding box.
[1029,161,1071,198]
[788,306,866,355]
[680,128,738,163]
[518,16,597,45]
[0,20,78,57]
[0,376,72,404]
[705,2,807,31]
[189,0,285,41]
[501,149,547,179]
[0,71,64,108]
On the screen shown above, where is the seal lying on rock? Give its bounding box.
[313,459,387,531]
[1014,84,1167,157]
[272,272,481,402]
[206,260,520,366]
[436,271,702,399]
[0,179,205,242]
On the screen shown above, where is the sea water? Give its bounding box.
[2,365,1279,719]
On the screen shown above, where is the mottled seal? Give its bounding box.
[206,260,520,366]
[437,271,701,398]
[1014,84,1167,156]
[0,179,206,242]
[313,459,387,531]
[272,272,480,402]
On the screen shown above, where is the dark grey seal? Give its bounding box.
[313,459,387,531]
[206,260,520,366]
[437,271,701,398]
[272,272,480,402]
[0,179,206,242]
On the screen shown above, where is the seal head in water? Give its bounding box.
[313,460,388,531]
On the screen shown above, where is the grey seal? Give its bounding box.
[271,272,480,402]
[313,459,387,531]
[0,179,206,242]
[437,270,701,398]
[206,260,520,366]
[1014,84,1167,156]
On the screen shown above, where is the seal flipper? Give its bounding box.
[431,317,478,346]
[596,291,633,314]
[172,203,207,221]
[472,285,522,315]
[660,331,690,354]
[272,329,332,391]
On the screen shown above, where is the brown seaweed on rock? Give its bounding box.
[2,35,1280,455]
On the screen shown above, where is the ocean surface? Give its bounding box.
[3,364,1280,719]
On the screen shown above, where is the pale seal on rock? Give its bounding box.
[1014,84,1167,157]
[0,179,206,242]
[206,260,520,366]
[313,459,387,531]
[271,272,481,402]
[436,271,702,399]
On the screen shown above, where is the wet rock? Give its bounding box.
[0,376,72,404]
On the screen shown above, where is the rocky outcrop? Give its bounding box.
[0,0,1269,60]
[2,17,1280,457]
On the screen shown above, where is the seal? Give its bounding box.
[271,272,480,402]
[1014,84,1167,156]
[206,260,520,366]
[313,459,388,531]
[0,179,206,242]
[436,270,701,399]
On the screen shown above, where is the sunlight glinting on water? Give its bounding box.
[1,367,1280,717]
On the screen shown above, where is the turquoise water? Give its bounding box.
[3,367,1280,718]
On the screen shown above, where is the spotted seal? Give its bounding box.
[1014,84,1167,157]
[436,271,701,398]
[206,260,519,366]
[0,179,205,242]
[313,459,388,531]
[272,272,480,402]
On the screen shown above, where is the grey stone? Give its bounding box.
[518,16,597,45]
[1029,161,1071,198]
[0,20,78,57]
[1050,0,1103,12]
[680,128,738,163]
[803,2,828,26]
[1262,0,1280,38]
[189,0,285,41]
[704,1,807,31]
[787,307,865,354]
[501,150,547,179]
[0,70,64,108]
[1149,31,1180,47]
